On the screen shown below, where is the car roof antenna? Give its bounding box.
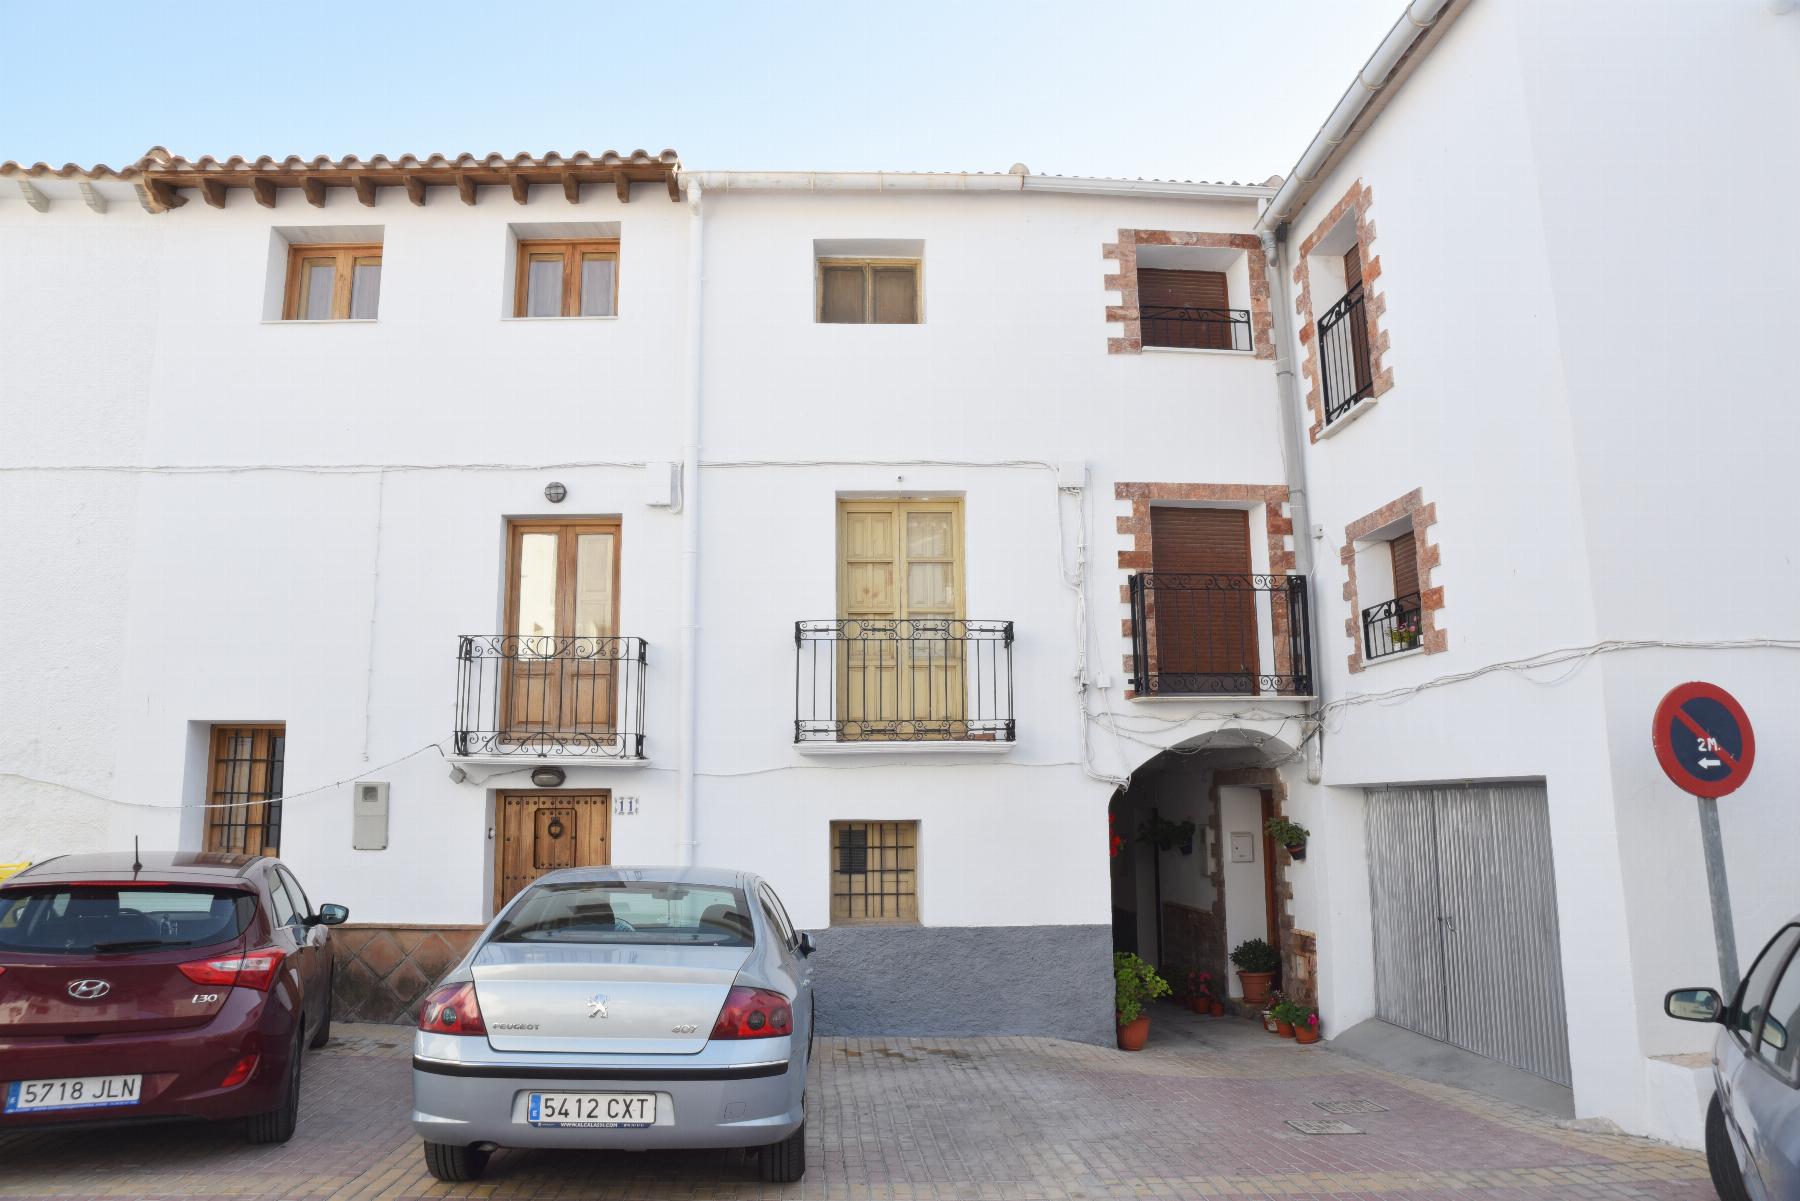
[132,835,142,874]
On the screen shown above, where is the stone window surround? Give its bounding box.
[1104,229,1275,359]
[1293,179,1394,441]
[1115,482,1295,697]
[1340,488,1446,674]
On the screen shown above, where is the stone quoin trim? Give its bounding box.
[1293,179,1394,441]
[1103,229,1275,359]
[1341,488,1446,674]
[1114,482,1295,696]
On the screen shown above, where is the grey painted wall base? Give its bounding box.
[809,923,1113,1045]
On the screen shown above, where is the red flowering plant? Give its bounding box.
[1108,811,1125,858]
[1195,970,1216,1001]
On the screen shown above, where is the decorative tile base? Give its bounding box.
[329,923,482,1024]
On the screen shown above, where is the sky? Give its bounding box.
[0,0,1401,182]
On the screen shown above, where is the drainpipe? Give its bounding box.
[676,177,705,866]
[1262,229,1326,784]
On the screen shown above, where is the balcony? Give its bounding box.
[1361,593,1422,661]
[1128,574,1313,697]
[1142,306,1253,352]
[1317,287,1374,424]
[454,635,648,759]
[795,619,1015,745]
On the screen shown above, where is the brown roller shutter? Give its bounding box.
[1343,246,1363,290]
[1139,268,1231,350]
[1389,530,1419,601]
[1148,507,1259,692]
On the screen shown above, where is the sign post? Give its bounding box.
[1651,682,1756,994]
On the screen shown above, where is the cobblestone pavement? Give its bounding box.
[0,1008,1714,1200]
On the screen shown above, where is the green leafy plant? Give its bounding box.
[1230,937,1281,974]
[1271,1000,1307,1025]
[1136,814,1196,854]
[1113,952,1171,1025]
[1264,816,1310,848]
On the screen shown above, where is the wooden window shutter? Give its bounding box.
[819,265,866,323]
[1389,530,1419,600]
[1138,268,1231,349]
[1137,268,1229,310]
[1149,506,1252,574]
[1343,246,1363,290]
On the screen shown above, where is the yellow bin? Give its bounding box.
[0,862,29,883]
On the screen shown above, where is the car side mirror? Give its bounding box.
[307,903,350,927]
[797,932,817,958]
[1664,987,1722,1023]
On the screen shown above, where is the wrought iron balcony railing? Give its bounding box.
[1361,593,1422,661]
[1317,286,1375,423]
[454,635,648,758]
[1128,574,1312,696]
[795,619,1015,744]
[1142,306,1253,352]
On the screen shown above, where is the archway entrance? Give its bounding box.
[1108,731,1298,1006]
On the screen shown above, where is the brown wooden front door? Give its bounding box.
[494,792,610,911]
[1150,506,1261,693]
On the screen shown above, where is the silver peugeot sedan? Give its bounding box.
[410,867,815,1183]
[1665,915,1800,1201]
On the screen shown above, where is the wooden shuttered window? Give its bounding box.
[206,725,285,856]
[817,259,920,324]
[1148,506,1261,689]
[1341,245,1375,394]
[283,244,382,320]
[1389,529,1419,601]
[514,239,619,317]
[1138,268,1233,349]
[830,821,918,924]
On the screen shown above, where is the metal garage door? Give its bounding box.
[1366,783,1572,1085]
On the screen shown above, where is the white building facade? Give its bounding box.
[2,0,1795,1149]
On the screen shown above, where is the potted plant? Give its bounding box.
[1261,991,1283,1033]
[1230,937,1281,1005]
[1190,969,1216,1014]
[1271,1000,1305,1037]
[1391,616,1421,649]
[1136,814,1196,856]
[1295,1008,1322,1044]
[1114,952,1171,1051]
[1265,815,1310,862]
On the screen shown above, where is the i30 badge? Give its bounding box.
[587,993,610,1019]
[67,978,111,1000]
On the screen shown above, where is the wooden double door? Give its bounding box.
[504,520,620,744]
[494,792,610,911]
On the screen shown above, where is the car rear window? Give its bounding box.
[0,885,257,954]
[492,882,754,947]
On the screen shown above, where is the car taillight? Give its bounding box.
[709,986,793,1040]
[179,948,286,991]
[419,982,486,1036]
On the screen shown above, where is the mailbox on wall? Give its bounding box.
[353,781,389,850]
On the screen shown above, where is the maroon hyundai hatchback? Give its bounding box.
[0,851,347,1143]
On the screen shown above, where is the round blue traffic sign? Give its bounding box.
[1652,682,1756,799]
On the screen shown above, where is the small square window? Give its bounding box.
[515,239,618,317]
[206,724,285,856]
[282,245,381,321]
[830,821,918,924]
[816,259,920,324]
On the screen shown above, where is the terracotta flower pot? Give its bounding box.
[1237,970,1275,1006]
[1189,996,1209,1014]
[1295,1025,1321,1044]
[1116,1016,1151,1051]
[1276,1020,1295,1038]
[1209,1000,1225,1017]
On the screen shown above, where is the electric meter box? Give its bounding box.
[353,781,389,850]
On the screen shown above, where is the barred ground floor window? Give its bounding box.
[830,820,918,924]
[206,724,285,856]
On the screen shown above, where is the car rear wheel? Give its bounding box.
[757,1121,806,1183]
[423,1140,491,1182]
[1704,1094,1751,1201]
[244,1027,303,1144]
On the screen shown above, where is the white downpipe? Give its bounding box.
[676,178,705,866]
[1258,0,1452,232]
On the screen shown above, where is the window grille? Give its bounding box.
[830,821,917,923]
[206,725,285,856]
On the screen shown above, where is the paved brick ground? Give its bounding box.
[0,1009,1713,1200]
